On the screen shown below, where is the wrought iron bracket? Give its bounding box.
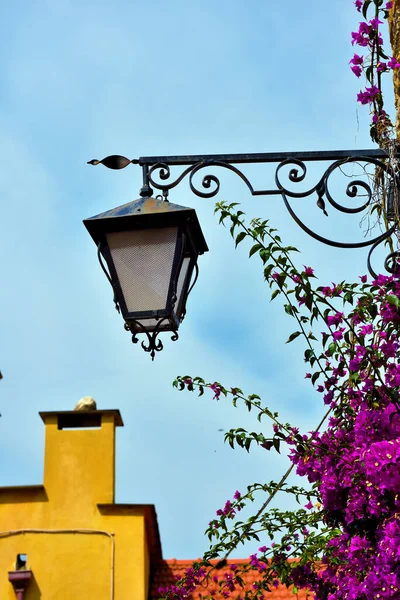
[89,148,400,279]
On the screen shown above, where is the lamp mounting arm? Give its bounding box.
[88,147,400,277]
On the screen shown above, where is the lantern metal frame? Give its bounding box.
[87,147,400,357]
[84,195,207,359]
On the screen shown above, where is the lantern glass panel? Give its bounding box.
[133,256,192,331]
[106,227,178,312]
[175,256,191,318]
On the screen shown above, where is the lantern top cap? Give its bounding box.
[86,196,196,220]
[83,196,208,254]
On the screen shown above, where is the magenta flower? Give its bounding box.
[222,499,236,517]
[327,312,344,327]
[305,501,313,510]
[233,490,241,500]
[358,21,370,34]
[210,382,222,400]
[350,53,364,65]
[388,56,400,69]
[369,17,382,29]
[349,358,362,371]
[359,274,367,283]
[386,1,393,8]
[321,286,332,296]
[351,31,369,46]
[351,65,362,77]
[303,266,314,276]
[354,0,363,9]
[357,91,369,105]
[359,324,373,336]
[372,110,390,125]
[332,327,345,342]
[357,85,380,105]
[377,61,387,72]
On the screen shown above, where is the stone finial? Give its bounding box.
[74,396,97,411]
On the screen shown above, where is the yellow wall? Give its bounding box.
[0,410,157,600]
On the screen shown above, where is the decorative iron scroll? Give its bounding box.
[90,149,400,279]
[124,320,179,361]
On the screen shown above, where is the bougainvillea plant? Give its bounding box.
[351,0,399,143]
[157,199,400,600]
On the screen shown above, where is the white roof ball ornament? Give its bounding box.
[74,396,97,411]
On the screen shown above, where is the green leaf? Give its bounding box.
[387,294,400,308]
[362,0,372,19]
[286,331,301,343]
[260,249,271,263]
[271,289,281,301]
[235,231,247,247]
[327,342,337,356]
[277,273,287,288]
[264,264,274,279]
[365,65,374,84]
[249,243,262,257]
[311,371,320,385]
[343,291,354,305]
[304,349,314,363]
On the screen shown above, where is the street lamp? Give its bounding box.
[84,185,208,359]
[86,148,399,357]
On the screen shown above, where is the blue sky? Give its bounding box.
[0,0,396,559]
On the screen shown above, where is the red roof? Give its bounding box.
[151,559,311,599]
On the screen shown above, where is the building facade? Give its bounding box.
[0,409,161,599]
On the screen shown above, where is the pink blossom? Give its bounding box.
[357,85,380,105]
[350,53,364,65]
[369,17,382,29]
[351,65,362,77]
[388,56,400,69]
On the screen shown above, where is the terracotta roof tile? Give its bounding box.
[151,559,311,599]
